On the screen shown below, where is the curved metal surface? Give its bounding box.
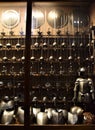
[47,9,68,29]
[32,8,45,29]
[1,10,20,29]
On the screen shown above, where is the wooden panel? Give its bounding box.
[0,125,95,130]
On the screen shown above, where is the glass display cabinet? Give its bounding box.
[0,1,27,129]
[0,0,95,130]
[29,1,95,129]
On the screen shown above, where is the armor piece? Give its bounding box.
[45,108,53,119]
[68,112,78,124]
[78,67,86,77]
[51,109,65,124]
[73,77,95,103]
[1,109,14,124]
[57,109,68,122]
[37,112,48,125]
[73,67,95,104]
[33,108,41,118]
[17,107,24,124]
[0,99,14,113]
[70,106,84,116]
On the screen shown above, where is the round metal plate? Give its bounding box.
[32,8,45,29]
[1,10,20,29]
[47,9,68,29]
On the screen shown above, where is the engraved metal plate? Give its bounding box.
[1,10,20,29]
[47,9,68,29]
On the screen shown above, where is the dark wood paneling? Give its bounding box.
[0,125,95,130]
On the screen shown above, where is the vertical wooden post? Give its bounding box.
[24,0,32,128]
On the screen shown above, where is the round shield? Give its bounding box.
[47,9,68,29]
[1,10,20,29]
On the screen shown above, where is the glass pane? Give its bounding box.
[30,2,95,125]
[0,2,26,125]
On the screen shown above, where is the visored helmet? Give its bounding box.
[78,67,86,77]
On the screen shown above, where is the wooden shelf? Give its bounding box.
[0,124,95,130]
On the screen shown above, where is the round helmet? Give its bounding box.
[78,67,86,77]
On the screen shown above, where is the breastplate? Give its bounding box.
[1,109,14,124]
[37,112,48,125]
[0,100,14,111]
[51,110,65,124]
[79,79,90,94]
[17,107,24,124]
[68,112,78,124]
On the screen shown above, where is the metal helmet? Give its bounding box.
[78,67,86,77]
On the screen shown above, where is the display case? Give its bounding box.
[29,0,95,125]
[0,1,27,129]
[0,0,95,130]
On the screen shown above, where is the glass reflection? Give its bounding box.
[32,8,45,29]
[47,9,68,28]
